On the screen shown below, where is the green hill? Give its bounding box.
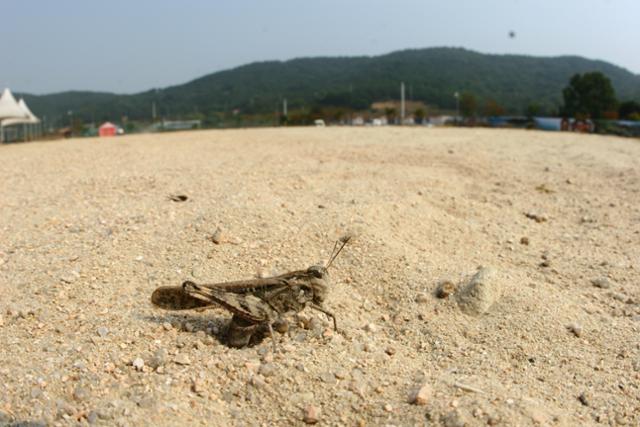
[18,47,640,126]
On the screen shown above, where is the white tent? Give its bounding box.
[0,88,28,142]
[2,98,40,126]
[2,98,41,142]
[0,88,26,119]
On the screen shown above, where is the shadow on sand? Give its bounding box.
[142,312,272,348]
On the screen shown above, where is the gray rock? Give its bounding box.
[150,348,167,368]
[259,363,277,377]
[87,410,99,424]
[96,327,109,337]
[442,410,469,427]
[457,267,502,315]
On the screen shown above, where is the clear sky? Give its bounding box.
[2,0,638,94]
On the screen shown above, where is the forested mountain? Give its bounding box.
[19,47,640,126]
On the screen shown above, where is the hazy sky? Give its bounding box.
[2,0,638,94]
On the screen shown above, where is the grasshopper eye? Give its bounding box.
[307,266,325,278]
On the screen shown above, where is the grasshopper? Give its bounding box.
[151,236,350,350]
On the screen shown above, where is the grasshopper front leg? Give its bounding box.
[310,304,338,332]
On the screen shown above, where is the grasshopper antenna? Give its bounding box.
[325,235,351,269]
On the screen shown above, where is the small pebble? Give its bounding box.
[250,375,267,389]
[415,293,429,303]
[320,372,337,385]
[385,347,396,356]
[525,212,548,223]
[162,322,173,331]
[411,383,432,405]
[132,358,145,371]
[303,405,321,424]
[363,323,377,333]
[138,396,156,408]
[191,378,206,395]
[273,319,289,334]
[611,292,626,302]
[168,194,188,202]
[150,348,167,368]
[436,280,456,298]
[210,228,222,244]
[334,369,348,380]
[567,323,582,337]
[578,392,590,406]
[259,363,277,377]
[60,271,78,284]
[520,236,530,245]
[591,277,611,289]
[96,327,108,337]
[174,354,191,365]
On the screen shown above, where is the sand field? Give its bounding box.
[0,127,639,426]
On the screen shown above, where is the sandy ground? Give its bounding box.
[0,127,639,426]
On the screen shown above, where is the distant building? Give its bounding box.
[99,122,117,137]
[352,116,365,126]
[160,120,201,131]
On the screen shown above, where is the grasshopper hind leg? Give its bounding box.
[227,315,260,348]
[227,315,282,352]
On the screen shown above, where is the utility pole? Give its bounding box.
[400,82,406,125]
[454,92,460,125]
[152,102,157,121]
[283,98,287,117]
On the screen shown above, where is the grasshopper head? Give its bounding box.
[306,265,329,304]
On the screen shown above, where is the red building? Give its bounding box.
[98,122,117,137]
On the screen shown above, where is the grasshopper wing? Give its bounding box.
[183,281,277,323]
[151,286,215,310]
